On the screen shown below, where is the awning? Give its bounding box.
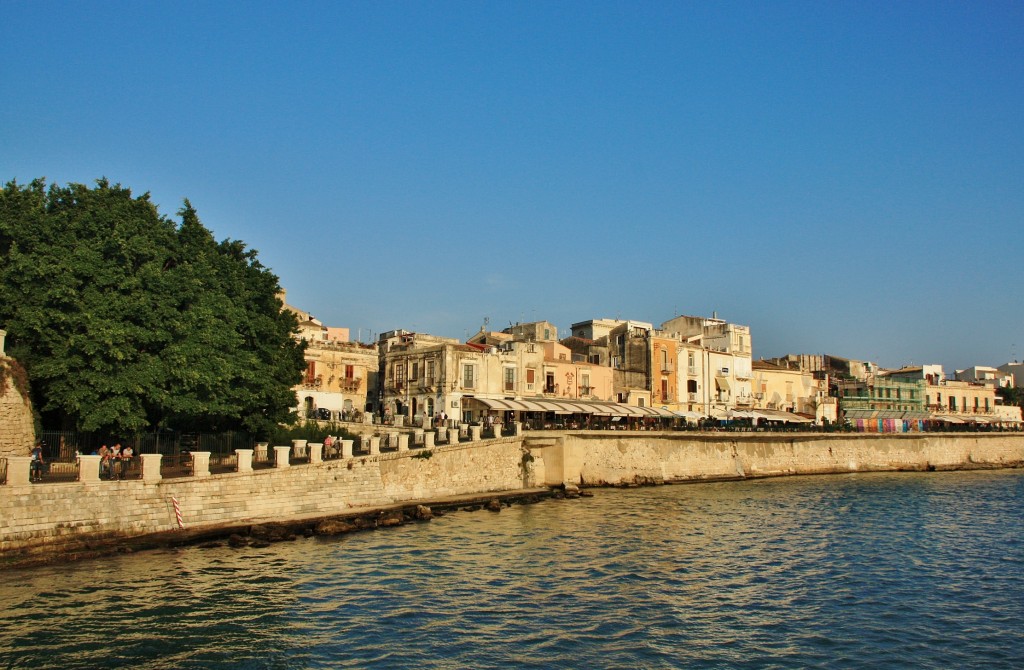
[934,415,965,424]
[716,377,732,392]
[649,406,678,418]
[469,397,513,411]
[759,409,812,423]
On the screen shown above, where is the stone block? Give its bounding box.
[191,452,211,477]
[235,449,253,474]
[141,453,163,482]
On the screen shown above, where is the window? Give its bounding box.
[306,361,316,385]
[638,397,645,407]
[463,364,475,389]
[395,363,406,387]
[687,379,697,394]
[344,365,355,379]
[504,367,515,391]
[661,350,668,371]
[589,354,600,364]
[526,368,535,391]
[581,373,591,395]
[661,379,669,401]
[544,328,550,340]
[426,361,435,384]
[410,362,419,381]
[545,372,556,394]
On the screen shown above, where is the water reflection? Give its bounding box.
[1,470,1022,669]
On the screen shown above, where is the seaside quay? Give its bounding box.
[2,431,1023,568]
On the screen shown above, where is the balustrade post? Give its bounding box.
[398,434,410,452]
[235,449,253,474]
[274,446,291,468]
[309,441,323,464]
[191,451,211,477]
[369,436,381,455]
[423,431,435,449]
[448,428,460,444]
[341,439,354,459]
[6,456,33,486]
[76,455,102,483]
[140,453,163,482]
[470,425,482,441]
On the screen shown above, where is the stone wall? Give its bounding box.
[0,437,531,560]
[379,436,530,501]
[3,431,1023,563]
[0,354,34,458]
[532,432,1024,486]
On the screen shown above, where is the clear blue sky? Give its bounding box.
[3,1,1022,372]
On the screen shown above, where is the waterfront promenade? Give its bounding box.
[2,430,1023,568]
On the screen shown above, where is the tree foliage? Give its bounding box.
[996,385,1024,409]
[0,178,306,436]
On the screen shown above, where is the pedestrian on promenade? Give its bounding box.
[121,444,134,478]
[30,441,45,482]
[98,444,110,479]
[109,443,122,479]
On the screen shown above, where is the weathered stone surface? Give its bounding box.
[314,520,357,536]
[250,524,295,542]
[0,354,34,458]
[227,534,250,547]
[377,511,404,527]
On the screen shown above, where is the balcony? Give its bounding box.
[688,392,698,402]
[339,378,362,393]
[687,366,697,376]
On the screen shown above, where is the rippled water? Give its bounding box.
[2,470,1023,669]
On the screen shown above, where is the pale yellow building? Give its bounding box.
[751,360,837,423]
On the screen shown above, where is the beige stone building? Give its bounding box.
[380,324,612,426]
[282,293,378,421]
[661,314,754,418]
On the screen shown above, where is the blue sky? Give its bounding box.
[3,1,1022,372]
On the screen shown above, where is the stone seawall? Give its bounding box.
[2,432,1022,566]
[0,437,533,564]
[532,432,1024,486]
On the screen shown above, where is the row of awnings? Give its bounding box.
[723,409,814,423]
[844,409,1021,423]
[467,397,698,419]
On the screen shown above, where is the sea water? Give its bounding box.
[2,470,1022,669]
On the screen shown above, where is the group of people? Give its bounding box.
[94,442,134,480]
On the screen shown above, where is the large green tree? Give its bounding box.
[0,178,306,436]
